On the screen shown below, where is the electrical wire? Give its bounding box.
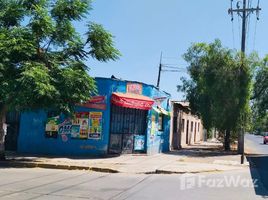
[232,19,236,49]
[237,13,242,47]
[253,17,258,51]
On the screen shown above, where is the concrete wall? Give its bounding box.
[170,102,203,149]
[179,112,203,148]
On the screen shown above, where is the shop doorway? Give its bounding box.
[109,105,147,154]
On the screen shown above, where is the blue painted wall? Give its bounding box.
[17,77,171,156]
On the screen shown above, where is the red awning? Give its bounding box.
[111,92,154,110]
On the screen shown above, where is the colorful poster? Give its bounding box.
[45,116,59,138]
[58,119,72,135]
[71,125,80,138]
[134,135,145,151]
[79,118,89,139]
[76,112,89,119]
[71,112,89,139]
[88,112,102,139]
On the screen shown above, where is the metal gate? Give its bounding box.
[109,105,147,154]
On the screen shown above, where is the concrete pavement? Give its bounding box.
[1,141,247,174]
[0,168,266,200]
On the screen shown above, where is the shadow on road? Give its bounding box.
[247,155,268,198]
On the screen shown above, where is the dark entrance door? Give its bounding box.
[5,112,20,151]
[186,120,189,144]
[109,105,147,154]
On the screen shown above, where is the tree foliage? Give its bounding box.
[178,40,252,150]
[0,0,120,159]
[252,55,268,132]
[0,0,120,112]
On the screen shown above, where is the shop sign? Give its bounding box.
[88,112,102,139]
[134,135,145,151]
[127,83,143,94]
[80,96,106,110]
[111,93,154,110]
[153,96,167,106]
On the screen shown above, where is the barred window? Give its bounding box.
[110,105,147,135]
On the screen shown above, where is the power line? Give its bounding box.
[231,19,236,49]
[156,53,187,88]
[253,17,258,51]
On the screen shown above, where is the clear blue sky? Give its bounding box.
[82,0,268,100]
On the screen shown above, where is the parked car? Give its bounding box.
[263,132,268,144]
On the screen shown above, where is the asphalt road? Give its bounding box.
[245,134,268,154]
[1,134,267,200]
[0,168,267,200]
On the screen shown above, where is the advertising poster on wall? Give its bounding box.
[79,118,89,139]
[58,119,72,135]
[45,116,59,138]
[88,112,102,139]
[71,125,80,138]
[71,112,89,139]
[134,135,145,151]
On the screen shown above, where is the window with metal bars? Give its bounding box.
[110,105,147,135]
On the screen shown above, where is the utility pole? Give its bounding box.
[228,0,261,164]
[156,52,186,88]
[156,52,162,88]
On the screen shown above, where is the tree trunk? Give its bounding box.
[0,106,7,160]
[224,129,231,151]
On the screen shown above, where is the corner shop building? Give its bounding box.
[18,77,171,156]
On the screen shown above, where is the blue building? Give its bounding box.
[17,77,171,156]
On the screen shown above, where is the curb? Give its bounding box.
[0,161,119,173]
[0,161,244,175]
[152,169,222,174]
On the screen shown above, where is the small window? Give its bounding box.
[191,121,193,132]
[158,114,164,131]
[198,123,200,132]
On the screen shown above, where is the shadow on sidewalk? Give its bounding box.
[165,144,238,158]
[0,151,122,168]
[247,155,268,198]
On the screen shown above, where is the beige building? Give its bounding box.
[170,101,204,149]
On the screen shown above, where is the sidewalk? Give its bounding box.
[1,141,248,174]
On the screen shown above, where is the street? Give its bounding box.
[0,134,268,200]
[245,134,268,154]
[0,168,267,200]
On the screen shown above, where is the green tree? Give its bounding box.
[0,0,120,159]
[252,55,268,133]
[179,40,251,150]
